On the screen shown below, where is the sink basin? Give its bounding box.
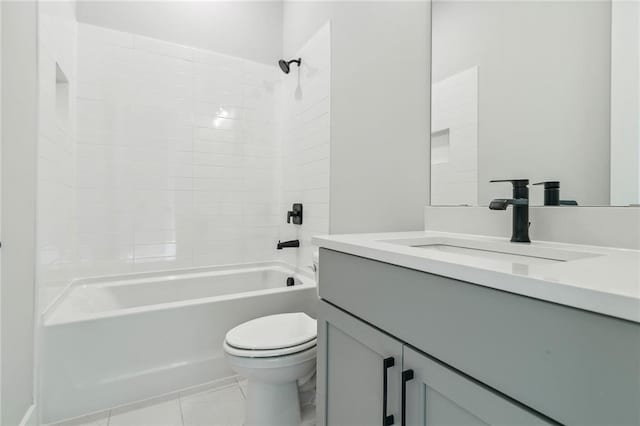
[381,236,601,265]
[415,244,564,265]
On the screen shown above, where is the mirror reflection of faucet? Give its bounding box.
[533,181,578,206]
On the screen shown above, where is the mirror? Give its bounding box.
[430,0,639,207]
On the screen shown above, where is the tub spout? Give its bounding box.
[277,239,300,250]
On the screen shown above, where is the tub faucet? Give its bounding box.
[277,239,300,250]
[489,179,531,243]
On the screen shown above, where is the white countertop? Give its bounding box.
[312,231,640,323]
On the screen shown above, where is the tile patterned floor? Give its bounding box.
[55,377,315,426]
[56,378,247,426]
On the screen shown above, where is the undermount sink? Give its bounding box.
[414,244,565,265]
[382,236,601,265]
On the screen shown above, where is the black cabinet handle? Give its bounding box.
[383,357,395,426]
[401,369,414,426]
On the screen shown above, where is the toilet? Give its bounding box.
[224,312,317,426]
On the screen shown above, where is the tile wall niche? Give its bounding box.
[430,66,478,206]
[73,23,330,282]
[276,23,331,269]
[37,9,78,311]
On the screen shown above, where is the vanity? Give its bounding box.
[312,232,640,426]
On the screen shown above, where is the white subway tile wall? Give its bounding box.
[75,23,281,277]
[35,21,330,310]
[74,23,330,281]
[37,12,79,311]
[276,23,331,269]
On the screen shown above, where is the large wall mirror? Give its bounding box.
[430,0,639,207]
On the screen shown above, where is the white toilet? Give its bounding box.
[224,312,317,426]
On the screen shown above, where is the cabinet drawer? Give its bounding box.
[319,248,640,425]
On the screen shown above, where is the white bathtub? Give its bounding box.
[40,262,317,424]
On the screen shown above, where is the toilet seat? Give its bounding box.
[224,312,317,358]
[224,337,317,358]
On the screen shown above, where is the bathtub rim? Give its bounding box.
[43,261,316,327]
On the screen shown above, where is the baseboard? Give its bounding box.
[19,404,37,426]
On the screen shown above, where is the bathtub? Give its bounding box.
[40,262,317,424]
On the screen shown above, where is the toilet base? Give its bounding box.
[245,380,301,426]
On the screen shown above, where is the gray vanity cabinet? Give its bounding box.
[317,301,549,426]
[318,248,640,425]
[403,347,549,426]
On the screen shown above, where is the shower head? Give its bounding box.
[278,58,302,74]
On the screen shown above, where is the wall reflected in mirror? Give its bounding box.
[430,0,639,207]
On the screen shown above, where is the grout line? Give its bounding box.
[235,378,247,399]
[56,377,241,426]
[178,395,185,426]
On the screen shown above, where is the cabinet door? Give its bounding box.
[317,301,404,426]
[403,347,552,426]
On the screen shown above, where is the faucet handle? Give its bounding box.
[490,179,529,199]
[532,181,559,187]
[490,179,529,186]
[286,203,303,225]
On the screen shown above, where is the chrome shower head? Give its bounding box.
[278,58,301,74]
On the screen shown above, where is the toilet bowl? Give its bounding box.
[224,312,317,426]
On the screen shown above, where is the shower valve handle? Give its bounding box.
[286,203,303,225]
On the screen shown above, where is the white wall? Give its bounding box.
[37,1,78,312]
[277,22,330,269]
[75,24,282,276]
[283,1,431,233]
[76,1,282,65]
[1,2,38,424]
[610,0,640,206]
[432,1,611,206]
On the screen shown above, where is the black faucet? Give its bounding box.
[533,181,578,206]
[489,179,531,243]
[277,239,300,250]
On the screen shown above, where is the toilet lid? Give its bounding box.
[225,312,317,351]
